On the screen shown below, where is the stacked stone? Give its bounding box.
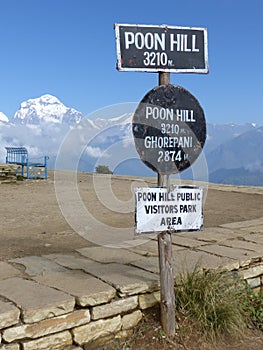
[0,165,18,183]
[0,259,160,350]
[239,265,263,293]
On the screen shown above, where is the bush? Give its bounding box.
[174,266,248,340]
[244,286,263,329]
[95,165,113,174]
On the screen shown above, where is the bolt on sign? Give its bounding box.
[114,23,208,73]
[134,186,203,234]
[132,84,206,175]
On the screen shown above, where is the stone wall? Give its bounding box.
[1,259,263,350]
[0,284,160,350]
[0,253,161,350]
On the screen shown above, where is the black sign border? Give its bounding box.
[115,23,209,74]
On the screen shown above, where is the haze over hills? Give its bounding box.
[0,94,262,186]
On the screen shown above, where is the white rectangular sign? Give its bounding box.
[134,186,203,234]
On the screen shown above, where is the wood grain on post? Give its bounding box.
[157,71,176,336]
[158,230,176,335]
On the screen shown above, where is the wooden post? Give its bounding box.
[157,71,176,336]
[158,72,170,86]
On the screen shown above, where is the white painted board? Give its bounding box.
[134,185,203,234]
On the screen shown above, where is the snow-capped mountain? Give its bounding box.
[13,94,84,125]
[0,112,9,123]
[93,113,133,129]
[0,93,263,185]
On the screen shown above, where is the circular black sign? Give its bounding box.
[132,84,206,174]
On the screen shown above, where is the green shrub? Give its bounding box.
[95,165,113,174]
[243,286,263,329]
[174,266,248,340]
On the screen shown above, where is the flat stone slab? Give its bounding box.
[9,256,67,276]
[220,218,263,229]
[197,244,260,262]
[21,330,72,350]
[126,239,159,257]
[0,277,75,323]
[77,247,141,264]
[33,270,116,306]
[172,235,208,249]
[182,227,239,243]
[91,295,138,320]
[220,239,263,253]
[3,309,90,343]
[130,256,159,274]
[241,225,263,234]
[0,300,20,329]
[72,315,121,345]
[242,232,263,245]
[45,254,159,297]
[0,262,21,280]
[83,261,155,296]
[172,249,239,273]
[239,265,263,280]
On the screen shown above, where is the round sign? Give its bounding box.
[132,84,206,174]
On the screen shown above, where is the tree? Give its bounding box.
[95,165,113,174]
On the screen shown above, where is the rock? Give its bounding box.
[21,330,72,350]
[240,265,263,279]
[91,296,138,320]
[9,256,67,276]
[45,255,159,297]
[139,291,160,310]
[73,315,121,345]
[0,344,20,350]
[246,277,261,289]
[122,310,143,330]
[0,262,21,280]
[0,300,20,330]
[3,309,90,343]
[33,270,115,307]
[0,278,75,323]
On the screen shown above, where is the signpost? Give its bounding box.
[132,84,206,175]
[114,23,208,337]
[115,24,208,73]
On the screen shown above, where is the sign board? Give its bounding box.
[132,84,206,175]
[135,186,203,234]
[115,23,208,73]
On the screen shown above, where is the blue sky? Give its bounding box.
[0,0,262,124]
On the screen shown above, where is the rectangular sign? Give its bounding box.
[115,23,208,73]
[134,186,203,234]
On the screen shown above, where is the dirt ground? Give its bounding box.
[0,170,263,260]
[105,306,263,350]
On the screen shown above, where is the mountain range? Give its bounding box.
[0,94,262,186]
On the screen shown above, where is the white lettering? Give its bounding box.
[124,32,134,49]
[135,32,144,49]
[144,136,192,149]
[145,106,174,121]
[170,34,200,52]
[170,33,180,51]
[192,35,199,52]
[175,109,195,122]
[184,34,191,52]
[124,32,166,50]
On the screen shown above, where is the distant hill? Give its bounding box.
[210,167,263,186]
[206,126,263,172]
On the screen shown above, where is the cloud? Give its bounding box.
[85,146,109,158]
[245,161,263,173]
